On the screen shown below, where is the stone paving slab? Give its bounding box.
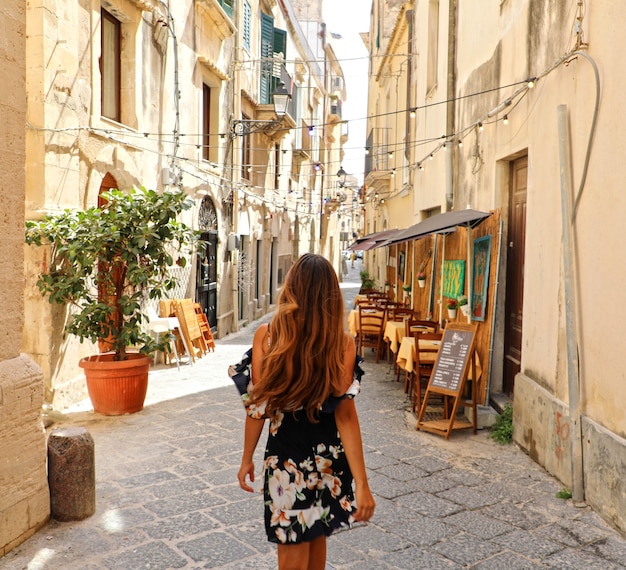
[2,264,626,569]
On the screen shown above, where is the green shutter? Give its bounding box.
[260,13,274,104]
[220,0,234,19]
[273,28,286,59]
[271,28,287,95]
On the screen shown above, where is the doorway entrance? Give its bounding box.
[503,156,527,395]
[197,196,218,330]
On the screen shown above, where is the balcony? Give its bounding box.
[327,98,342,123]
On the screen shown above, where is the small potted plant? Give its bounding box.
[359,269,376,292]
[416,253,430,288]
[457,295,470,318]
[402,284,412,305]
[25,187,200,415]
[446,298,458,319]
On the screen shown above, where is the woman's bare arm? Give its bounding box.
[334,395,376,522]
[237,324,269,492]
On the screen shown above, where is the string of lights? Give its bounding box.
[27,48,589,209]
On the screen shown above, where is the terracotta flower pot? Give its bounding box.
[79,353,151,415]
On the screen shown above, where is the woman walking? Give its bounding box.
[237,253,375,569]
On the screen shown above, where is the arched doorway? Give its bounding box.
[98,172,118,205]
[197,196,218,330]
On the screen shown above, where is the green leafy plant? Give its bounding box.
[402,284,412,293]
[556,488,572,500]
[25,187,200,361]
[359,270,376,290]
[490,404,513,444]
[457,295,468,307]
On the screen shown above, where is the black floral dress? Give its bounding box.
[233,354,364,544]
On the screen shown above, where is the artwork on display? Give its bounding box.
[471,235,492,321]
[397,251,406,281]
[442,260,465,299]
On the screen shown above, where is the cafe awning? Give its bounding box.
[347,228,403,251]
[381,209,492,246]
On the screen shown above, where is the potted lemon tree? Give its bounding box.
[25,187,200,415]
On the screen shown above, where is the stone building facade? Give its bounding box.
[0,0,50,556]
[364,0,626,533]
[2,0,348,554]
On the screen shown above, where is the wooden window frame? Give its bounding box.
[101,8,121,122]
[202,84,211,161]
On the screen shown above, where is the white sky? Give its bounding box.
[323,0,371,184]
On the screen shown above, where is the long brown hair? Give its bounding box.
[250,253,347,421]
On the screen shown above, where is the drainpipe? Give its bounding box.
[557,105,585,506]
[445,0,457,210]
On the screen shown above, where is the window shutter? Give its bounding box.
[271,27,287,95]
[243,1,251,51]
[220,0,234,19]
[272,28,286,59]
[260,13,274,104]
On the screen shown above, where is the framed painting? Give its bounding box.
[442,260,465,299]
[471,235,491,321]
[397,251,406,281]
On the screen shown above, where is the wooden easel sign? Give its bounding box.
[416,322,478,439]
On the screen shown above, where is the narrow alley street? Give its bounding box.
[3,262,626,569]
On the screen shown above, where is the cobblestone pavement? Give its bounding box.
[3,263,626,569]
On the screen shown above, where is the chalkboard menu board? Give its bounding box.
[417,322,478,439]
[429,327,475,393]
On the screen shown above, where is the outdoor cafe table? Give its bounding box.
[384,321,438,355]
[395,336,482,379]
[348,308,385,337]
[383,321,405,354]
[353,294,369,307]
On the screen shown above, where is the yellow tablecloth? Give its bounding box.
[396,337,440,374]
[396,336,482,378]
[383,321,406,354]
[353,294,369,307]
[348,308,385,337]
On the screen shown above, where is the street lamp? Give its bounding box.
[230,81,292,137]
[336,166,347,187]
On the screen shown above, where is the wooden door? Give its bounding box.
[503,157,527,395]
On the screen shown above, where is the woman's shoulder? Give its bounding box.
[253,323,269,342]
[343,332,356,353]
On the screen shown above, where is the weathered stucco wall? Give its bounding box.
[0,0,50,556]
[454,0,626,533]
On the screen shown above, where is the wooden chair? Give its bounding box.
[390,306,415,322]
[174,299,205,361]
[411,331,443,412]
[366,291,387,302]
[382,304,410,364]
[359,287,378,296]
[194,303,215,352]
[395,319,440,384]
[405,318,439,337]
[356,303,386,362]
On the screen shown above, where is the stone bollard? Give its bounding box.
[47,427,96,521]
